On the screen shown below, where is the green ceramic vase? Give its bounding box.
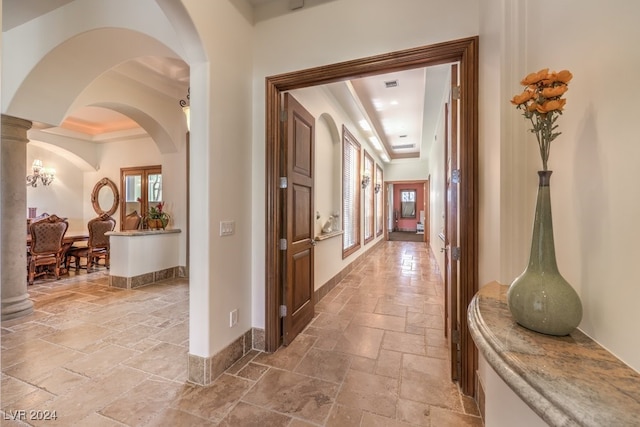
[507,171,582,336]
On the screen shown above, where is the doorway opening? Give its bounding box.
[264,36,479,396]
[387,180,429,243]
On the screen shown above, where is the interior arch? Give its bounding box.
[6,27,182,126]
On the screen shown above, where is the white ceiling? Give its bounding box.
[3,0,451,161]
[1,0,75,31]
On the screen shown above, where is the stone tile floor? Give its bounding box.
[1,241,482,426]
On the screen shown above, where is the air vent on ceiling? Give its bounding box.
[384,80,399,88]
[392,144,415,150]
[399,134,408,138]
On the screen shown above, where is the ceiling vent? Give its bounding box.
[392,143,415,150]
[384,80,399,88]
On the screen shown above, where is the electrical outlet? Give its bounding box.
[229,309,238,327]
[220,220,235,236]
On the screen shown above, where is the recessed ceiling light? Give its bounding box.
[358,119,371,132]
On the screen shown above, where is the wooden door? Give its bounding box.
[444,64,460,381]
[282,93,315,345]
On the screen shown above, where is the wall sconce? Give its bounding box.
[179,87,190,131]
[374,183,382,194]
[361,173,371,189]
[26,160,55,187]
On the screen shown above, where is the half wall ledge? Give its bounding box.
[468,281,640,427]
[106,229,184,289]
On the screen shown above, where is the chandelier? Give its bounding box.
[26,159,55,187]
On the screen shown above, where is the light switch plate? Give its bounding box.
[220,220,235,236]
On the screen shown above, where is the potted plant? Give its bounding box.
[144,201,170,230]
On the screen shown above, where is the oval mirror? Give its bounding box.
[91,178,119,216]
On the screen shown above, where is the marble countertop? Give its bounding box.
[468,282,640,427]
[106,229,181,236]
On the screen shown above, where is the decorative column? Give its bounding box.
[1,114,34,320]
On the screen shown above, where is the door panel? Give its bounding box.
[292,249,312,311]
[283,93,315,345]
[292,185,311,241]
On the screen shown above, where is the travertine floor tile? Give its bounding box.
[1,242,483,426]
[143,407,216,427]
[123,342,187,381]
[382,330,426,355]
[218,401,291,427]
[242,368,338,423]
[335,369,399,418]
[325,403,363,426]
[333,324,384,359]
[252,333,316,371]
[172,374,253,423]
[99,378,184,425]
[294,348,351,383]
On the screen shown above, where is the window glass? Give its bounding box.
[342,126,361,258]
[400,189,416,218]
[363,150,374,244]
[120,165,162,230]
[375,164,383,237]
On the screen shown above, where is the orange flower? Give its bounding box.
[521,68,549,86]
[541,85,568,99]
[511,90,535,105]
[555,70,573,84]
[536,98,566,114]
[511,68,572,171]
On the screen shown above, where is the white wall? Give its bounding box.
[26,144,85,231]
[182,0,254,356]
[428,113,446,279]
[521,0,640,371]
[384,158,429,182]
[483,0,640,372]
[251,0,480,329]
[476,0,640,423]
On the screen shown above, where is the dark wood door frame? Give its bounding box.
[265,36,479,396]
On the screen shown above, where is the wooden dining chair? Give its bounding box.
[27,214,68,285]
[123,210,142,230]
[68,214,116,271]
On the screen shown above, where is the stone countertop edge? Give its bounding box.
[468,281,640,427]
[106,229,182,236]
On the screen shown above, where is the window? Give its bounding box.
[375,163,383,237]
[120,165,162,230]
[342,126,361,258]
[400,189,417,218]
[363,150,374,244]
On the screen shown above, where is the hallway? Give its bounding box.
[1,241,482,426]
